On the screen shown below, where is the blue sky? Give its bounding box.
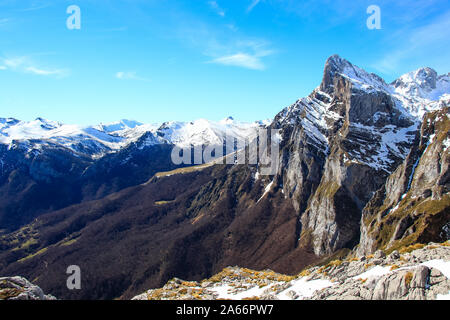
[0,0,449,125]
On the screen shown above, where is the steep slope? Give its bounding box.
[0,163,318,299]
[358,107,450,255]
[273,55,419,256]
[0,136,178,232]
[0,117,264,231]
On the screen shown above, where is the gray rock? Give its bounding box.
[0,276,56,300]
[374,250,386,259]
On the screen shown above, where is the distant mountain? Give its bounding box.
[0,116,266,231]
[0,117,265,158]
[0,55,448,300]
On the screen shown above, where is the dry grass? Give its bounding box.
[60,238,78,247]
[155,163,214,178]
[298,269,311,277]
[404,271,414,287]
[17,247,48,263]
[364,263,374,270]
[399,243,426,254]
[154,200,174,206]
[181,281,198,287]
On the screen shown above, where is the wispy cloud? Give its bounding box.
[115,71,149,81]
[210,53,264,70]
[247,0,261,13]
[208,1,225,17]
[0,56,68,77]
[373,10,450,74]
[25,66,64,76]
[166,9,274,70]
[209,39,274,70]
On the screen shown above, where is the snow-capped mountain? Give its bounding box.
[0,116,267,158]
[319,55,449,118]
[391,67,450,118]
[269,55,449,256]
[392,67,450,101]
[273,55,449,175]
[0,54,448,301]
[156,117,268,147]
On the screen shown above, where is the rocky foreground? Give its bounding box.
[0,276,56,300]
[133,241,450,300]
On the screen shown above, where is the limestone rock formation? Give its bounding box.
[0,276,56,300]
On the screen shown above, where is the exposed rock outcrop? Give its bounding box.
[132,242,450,300]
[358,107,450,255]
[274,55,418,255]
[0,276,56,300]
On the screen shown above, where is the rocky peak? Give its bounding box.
[272,56,426,256]
[392,67,438,98]
[320,54,390,96]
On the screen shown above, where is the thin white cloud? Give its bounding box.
[373,10,450,74]
[138,2,274,71]
[208,1,225,17]
[210,53,265,70]
[115,71,149,81]
[0,56,68,77]
[25,66,65,76]
[208,38,274,70]
[247,0,261,13]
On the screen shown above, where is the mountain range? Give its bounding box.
[0,54,448,300]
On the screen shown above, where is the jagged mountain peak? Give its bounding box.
[0,117,19,126]
[320,55,390,95]
[392,67,450,101]
[97,119,143,133]
[220,116,235,124]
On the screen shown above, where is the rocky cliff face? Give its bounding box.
[358,107,450,255]
[272,55,419,255]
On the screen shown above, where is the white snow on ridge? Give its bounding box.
[277,278,334,300]
[209,283,280,300]
[333,57,449,119]
[156,117,265,148]
[0,117,266,158]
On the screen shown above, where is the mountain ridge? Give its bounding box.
[0,54,448,300]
